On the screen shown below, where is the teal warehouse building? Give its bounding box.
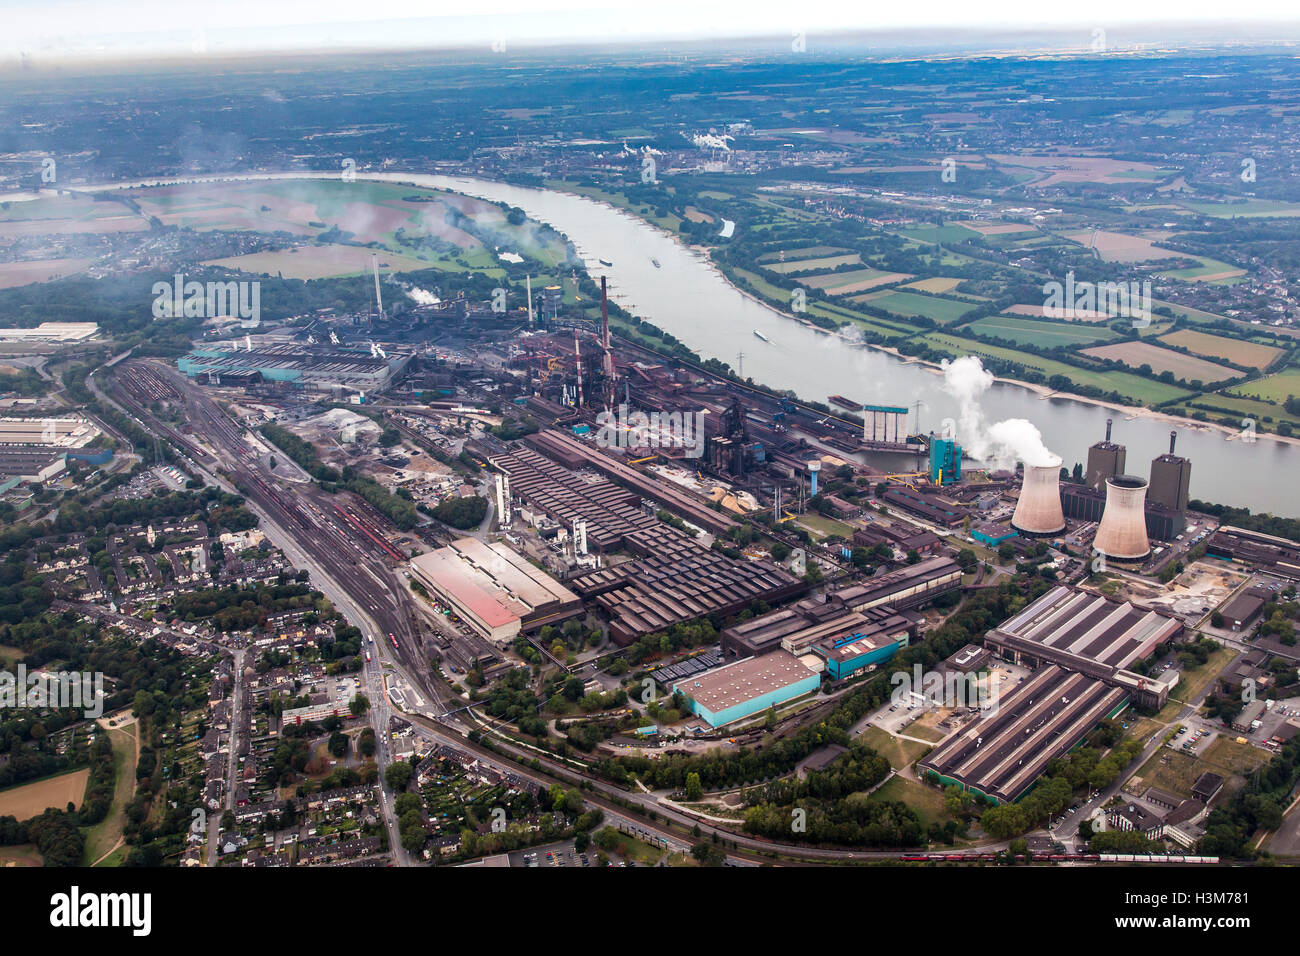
[674,650,820,728]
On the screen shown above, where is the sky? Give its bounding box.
[3,0,1299,63]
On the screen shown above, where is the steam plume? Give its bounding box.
[939,356,1060,469]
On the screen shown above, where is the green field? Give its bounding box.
[1163,256,1247,283]
[895,224,982,244]
[764,254,861,273]
[1173,392,1300,430]
[1226,367,1300,403]
[967,315,1121,348]
[920,332,1196,404]
[871,776,956,833]
[757,245,849,263]
[1178,199,1300,219]
[807,305,910,339]
[856,290,976,324]
[1152,299,1232,325]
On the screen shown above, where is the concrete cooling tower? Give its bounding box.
[1093,475,1151,561]
[1011,462,1065,536]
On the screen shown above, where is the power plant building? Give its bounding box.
[1011,462,1066,536]
[1093,475,1152,561]
[929,437,962,486]
[673,650,820,728]
[1148,431,1191,515]
[1085,420,1126,491]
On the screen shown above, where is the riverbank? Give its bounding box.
[697,244,1298,451]
[533,176,1295,450]
[75,169,1300,458]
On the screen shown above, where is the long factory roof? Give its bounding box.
[410,538,579,630]
[920,665,1128,803]
[986,586,1181,671]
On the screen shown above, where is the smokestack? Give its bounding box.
[1169,430,1177,456]
[1094,475,1151,561]
[600,276,615,409]
[600,276,609,348]
[526,274,534,327]
[573,330,584,408]
[1105,419,1112,443]
[1011,463,1065,536]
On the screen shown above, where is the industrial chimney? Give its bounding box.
[1011,462,1066,535]
[1093,475,1151,561]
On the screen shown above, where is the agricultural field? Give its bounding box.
[0,768,90,819]
[1003,303,1112,322]
[956,220,1037,237]
[1081,341,1240,383]
[0,257,94,288]
[807,304,911,339]
[920,332,1196,404]
[0,193,148,236]
[203,244,437,279]
[1177,198,1300,218]
[1226,367,1300,403]
[732,266,795,304]
[1153,299,1234,325]
[1170,393,1300,430]
[0,845,43,867]
[966,315,1121,348]
[756,245,848,263]
[1158,329,1285,370]
[902,276,964,294]
[983,153,1175,186]
[1062,228,1181,263]
[894,223,981,245]
[800,267,912,294]
[1162,256,1248,283]
[131,179,572,275]
[853,290,976,323]
[763,253,861,274]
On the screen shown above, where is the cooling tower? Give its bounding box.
[1093,475,1151,561]
[1011,462,1065,535]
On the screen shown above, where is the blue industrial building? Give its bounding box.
[929,436,962,485]
[674,650,820,728]
[817,629,910,680]
[972,522,1018,547]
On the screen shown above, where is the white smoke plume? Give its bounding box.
[939,356,1060,469]
[407,287,440,306]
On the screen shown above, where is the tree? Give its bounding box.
[385,761,414,790]
[685,772,703,801]
[349,694,370,716]
[691,841,724,866]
